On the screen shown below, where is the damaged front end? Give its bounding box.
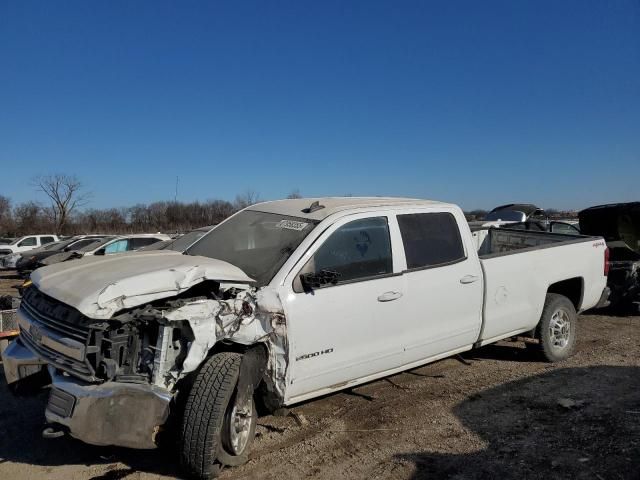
[5,276,289,449]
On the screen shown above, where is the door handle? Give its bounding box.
[460,275,480,284]
[377,291,403,302]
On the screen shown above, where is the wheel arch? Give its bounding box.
[547,277,584,311]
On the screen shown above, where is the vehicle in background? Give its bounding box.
[38,234,171,267]
[579,202,640,312]
[0,235,59,259]
[484,204,548,223]
[2,197,609,479]
[14,235,108,275]
[137,225,215,252]
[0,237,15,245]
[498,219,581,235]
[479,205,580,235]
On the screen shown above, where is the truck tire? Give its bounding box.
[529,293,578,362]
[180,352,257,479]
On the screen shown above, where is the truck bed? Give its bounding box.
[472,227,585,258]
[469,227,607,345]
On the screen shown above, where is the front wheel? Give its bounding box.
[529,293,578,362]
[180,352,257,479]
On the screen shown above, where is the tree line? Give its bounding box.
[1,174,265,236]
[0,174,303,237]
[0,196,246,236]
[0,173,576,238]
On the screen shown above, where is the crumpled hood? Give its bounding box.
[30,250,254,319]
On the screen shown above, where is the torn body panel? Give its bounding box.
[155,287,289,401]
[30,250,255,319]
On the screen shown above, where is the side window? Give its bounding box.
[551,222,580,235]
[397,212,465,269]
[41,236,55,244]
[18,237,37,247]
[294,217,393,291]
[130,237,159,249]
[104,239,129,254]
[69,239,95,250]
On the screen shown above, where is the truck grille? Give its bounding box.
[19,287,98,382]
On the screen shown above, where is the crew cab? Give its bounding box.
[1,198,609,479]
[0,234,59,260]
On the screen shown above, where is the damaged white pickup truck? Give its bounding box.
[2,197,610,479]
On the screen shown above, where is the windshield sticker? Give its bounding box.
[276,220,310,231]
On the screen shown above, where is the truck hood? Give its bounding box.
[30,250,255,319]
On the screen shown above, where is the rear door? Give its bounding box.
[394,209,484,364]
[282,212,406,400]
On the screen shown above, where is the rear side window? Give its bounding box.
[296,217,393,289]
[397,213,465,269]
[41,236,55,244]
[69,239,97,250]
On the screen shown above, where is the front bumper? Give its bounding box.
[45,368,172,449]
[1,338,46,384]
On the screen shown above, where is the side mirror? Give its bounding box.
[299,269,341,291]
[94,248,106,256]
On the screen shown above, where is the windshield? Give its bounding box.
[9,237,24,245]
[186,211,317,286]
[77,236,116,252]
[161,228,212,252]
[485,210,526,222]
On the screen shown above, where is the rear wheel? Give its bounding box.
[180,352,257,479]
[529,293,578,362]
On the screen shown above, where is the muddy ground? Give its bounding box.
[0,270,638,480]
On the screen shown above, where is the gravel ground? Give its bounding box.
[0,270,638,480]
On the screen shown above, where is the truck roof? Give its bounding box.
[247,197,453,220]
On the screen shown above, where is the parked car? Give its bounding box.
[38,234,171,266]
[479,204,580,235]
[14,235,108,275]
[497,219,581,235]
[0,235,59,259]
[579,201,640,311]
[137,225,215,252]
[484,203,547,223]
[2,197,609,479]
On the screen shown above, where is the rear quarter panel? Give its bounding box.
[479,237,607,343]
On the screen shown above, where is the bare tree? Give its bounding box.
[33,174,91,234]
[13,201,49,235]
[286,189,303,199]
[0,195,14,235]
[234,189,261,210]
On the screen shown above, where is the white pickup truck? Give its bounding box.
[2,197,609,479]
[0,234,59,258]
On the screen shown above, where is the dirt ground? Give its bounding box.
[0,270,639,480]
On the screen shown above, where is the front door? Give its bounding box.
[282,213,406,400]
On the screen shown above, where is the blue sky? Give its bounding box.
[1,0,638,211]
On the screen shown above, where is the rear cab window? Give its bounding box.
[40,236,56,245]
[397,212,466,270]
